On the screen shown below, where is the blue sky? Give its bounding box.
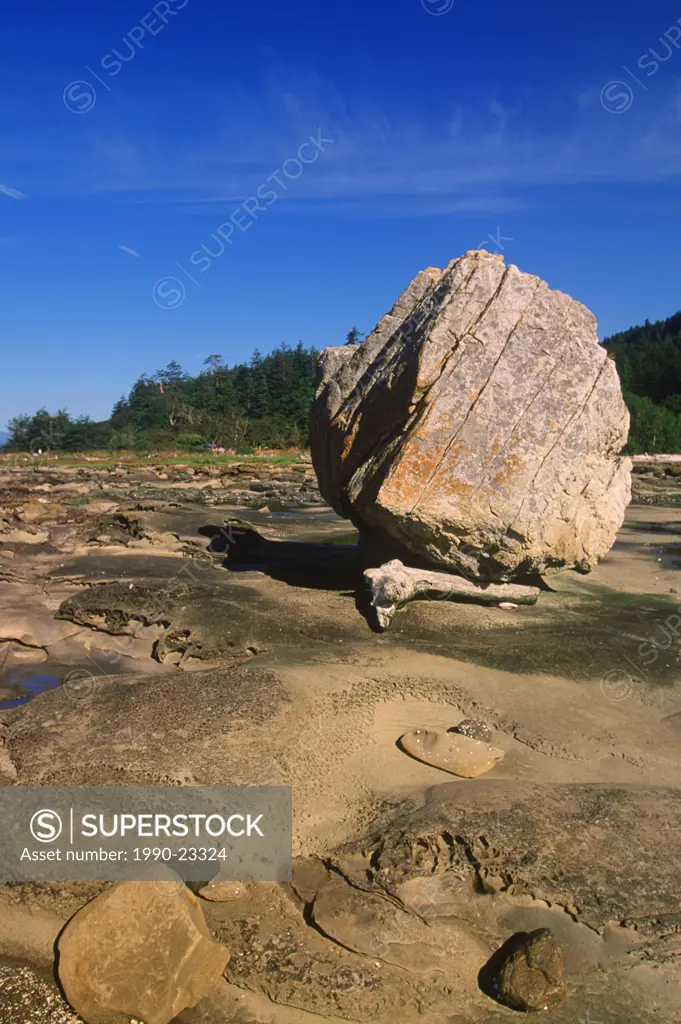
[1,0,680,424]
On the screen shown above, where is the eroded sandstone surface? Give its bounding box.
[0,455,680,1023]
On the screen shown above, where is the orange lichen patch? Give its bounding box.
[329,406,352,428]
[416,362,450,391]
[435,477,475,500]
[488,453,527,490]
[382,452,445,506]
[433,438,469,460]
[340,417,361,462]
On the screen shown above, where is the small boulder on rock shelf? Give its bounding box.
[449,718,494,743]
[484,927,567,1012]
[57,880,230,1024]
[399,729,505,778]
[198,880,248,902]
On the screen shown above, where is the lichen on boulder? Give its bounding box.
[310,250,631,581]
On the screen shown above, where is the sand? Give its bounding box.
[0,458,680,1022]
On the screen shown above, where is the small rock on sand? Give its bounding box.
[487,927,567,1012]
[449,719,493,743]
[399,729,504,778]
[198,880,247,902]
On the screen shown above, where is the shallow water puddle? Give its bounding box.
[0,671,62,710]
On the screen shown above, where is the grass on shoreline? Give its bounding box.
[0,450,307,469]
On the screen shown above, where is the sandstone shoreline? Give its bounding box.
[0,456,679,1022]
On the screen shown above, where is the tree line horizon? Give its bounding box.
[4,315,681,455]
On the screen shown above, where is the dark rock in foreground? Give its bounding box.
[484,928,567,1011]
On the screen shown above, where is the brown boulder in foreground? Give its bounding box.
[57,881,230,1024]
[311,250,631,581]
[487,927,567,1011]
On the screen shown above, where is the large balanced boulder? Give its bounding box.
[311,251,631,581]
[57,881,230,1024]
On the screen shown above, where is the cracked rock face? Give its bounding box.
[57,881,230,1024]
[310,250,632,580]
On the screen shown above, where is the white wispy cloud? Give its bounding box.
[2,71,681,214]
[0,183,25,199]
[118,244,140,257]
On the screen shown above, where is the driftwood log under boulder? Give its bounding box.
[364,559,540,630]
[310,250,631,582]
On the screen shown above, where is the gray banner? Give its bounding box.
[0,786,292,882]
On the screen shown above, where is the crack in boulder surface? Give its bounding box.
[310,250,631,581]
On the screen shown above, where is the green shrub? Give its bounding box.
[625,392,681,454]
[175,433,205,450]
